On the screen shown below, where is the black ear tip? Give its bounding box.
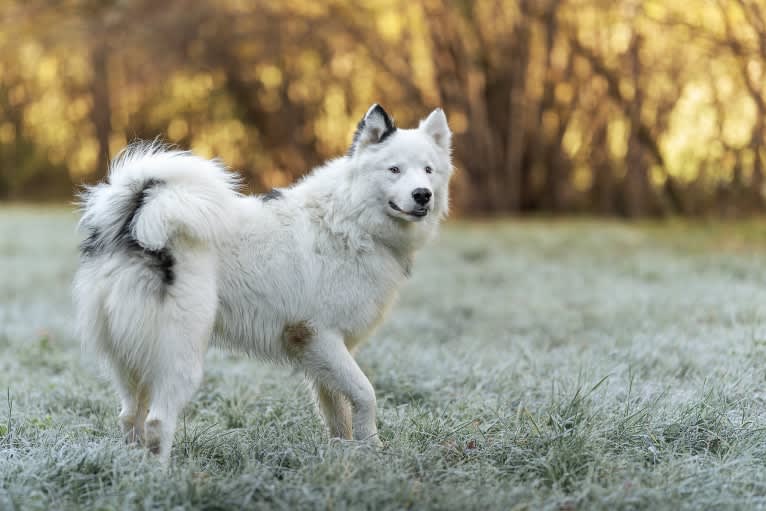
[348,103,397,155]
[366,104,395,131]
[367,104,388,118]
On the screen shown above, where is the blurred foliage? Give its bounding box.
[1,0,766,216]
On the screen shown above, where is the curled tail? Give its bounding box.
[74,142,236,459]
[77,141,240,264]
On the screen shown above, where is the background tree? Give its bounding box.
[0,0,764,217]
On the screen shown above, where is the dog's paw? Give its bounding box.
[143,418,163,455]
[328,435,383,450]
[119,417,144,446]
[328,437,354,448]
[123,428,143,446]
[357,434,383,450]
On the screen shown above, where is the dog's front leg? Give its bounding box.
[300,330,381,446]
[312,382,352,440]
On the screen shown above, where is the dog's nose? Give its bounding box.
[412,188,432,206]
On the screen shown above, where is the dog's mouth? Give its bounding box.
[388,201,428,218]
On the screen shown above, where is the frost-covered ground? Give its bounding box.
[3,207,766,510]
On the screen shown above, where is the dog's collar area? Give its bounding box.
[388,201,428,218]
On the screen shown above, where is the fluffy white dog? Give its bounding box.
[73,104,453,462]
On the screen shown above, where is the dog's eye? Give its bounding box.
[425,166,433,174]
[388,166,400,174]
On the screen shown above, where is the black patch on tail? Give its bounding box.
[79,226,104,257]
[80,178,175,287]
[119,178,164,246]
[261,188,283,202]
[144,247,175,285]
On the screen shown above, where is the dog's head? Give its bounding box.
[348,104,453,232]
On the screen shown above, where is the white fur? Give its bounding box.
[73,106,453,462]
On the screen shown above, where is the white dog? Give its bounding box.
[73,105,453,462]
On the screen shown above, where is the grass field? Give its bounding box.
[3,207,766,510]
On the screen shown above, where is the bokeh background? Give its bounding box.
[3,0,766,217]
[8,2,766,508]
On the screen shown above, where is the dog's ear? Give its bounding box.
[419,108,451,152]
[348,104,397,155]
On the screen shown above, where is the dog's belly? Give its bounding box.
[210,206,408,359]
[210,270,403,361]
[210,282,399,359]
[210,295,283,359]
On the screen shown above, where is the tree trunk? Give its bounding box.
[623,34,654,217]
[89,43,111,181]
[503,1,532,213]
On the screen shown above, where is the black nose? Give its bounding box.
[412,188,432,206]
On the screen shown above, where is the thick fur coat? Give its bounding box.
[73,105,453,461]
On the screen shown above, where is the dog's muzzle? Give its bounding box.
[389,201,428,218]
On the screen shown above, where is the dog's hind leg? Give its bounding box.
[142,314,212,463]
[142,264,217,462]
[300,331,381,446]
[78,298,150,445]
[313,382,352,440]
[114,368,148,445]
